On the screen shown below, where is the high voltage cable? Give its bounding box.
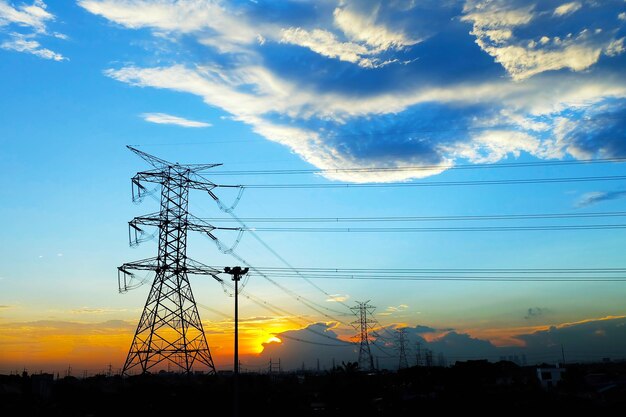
[210,225,353,320]
[196,302,231,319]
[209,157,626,176]
[199,176,355,315]
[199,211,626,223]
[234,174,626,189]
[244,267,626,273]
[154,189,351,320]
[211,274,354,345]
[234,224,626,232]
[228,248,351,323]
[248,274,626,282]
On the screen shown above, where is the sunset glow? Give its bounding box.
[1,0,625,375]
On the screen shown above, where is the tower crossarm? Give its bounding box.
[118,257,222,277]
[133,170,169,185]
[117,257,159,293]
[127,145,172,169]
[129,214,161,228]
[127,146,222,173]
[187,213,241,237]
[187,178,218,193]
[118,257,159,272]
[128,214,240,246]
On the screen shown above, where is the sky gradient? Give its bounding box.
[1,0,626,374]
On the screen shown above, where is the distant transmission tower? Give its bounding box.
[425,349,433,367]
[396,328,409,370]
[351,301,376,371]
[118,146,226,375]
[415,341,422,367]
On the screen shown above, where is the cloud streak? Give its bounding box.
[141,112,211,128]
[0,0,53,32]
[0,1,65,60]
[576,189,626,207]
[553,2,582,17]
[1,33,64,60]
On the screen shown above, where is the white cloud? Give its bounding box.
[141,112,211,128]
[79,0,263,52]
[462,1,535,29]
[78,0,220,32]
[105,62,626,181]
[619,12,626,21]
[280,27,375,68]
[280,5,421,70]
[1,33,65,60]
[605,37,625,56]
[0,1,66,60]
[326,294,349,303]
[443,130,543,163]
[479,38,604,81]
[386,304,409,313]
[0,0,53,32]
[78,0,626,183]
[553,2,582,17]
[462,1,622,80]
[333,5,420,50]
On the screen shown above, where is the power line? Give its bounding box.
[232,224,626,232]
[234,174,626,189]
[183,196,353,320]
[198,211,626,223]
[209,157,626,176]
[199,172,355,315]
[224,247,351,324]
[243,267,626,273]
[213,274,355,345]
[247,274,626,282]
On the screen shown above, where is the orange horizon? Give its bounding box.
[3,315,622,374]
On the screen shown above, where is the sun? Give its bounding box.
[265,336,282,344]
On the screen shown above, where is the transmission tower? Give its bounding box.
[425,349,433,367]
[351,301,376,371]
[117,146,226,375]
[269,358,281,374]
[396,328,409,370]
[415,341,422,367]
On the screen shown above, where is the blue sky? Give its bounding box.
[1,0,626,372]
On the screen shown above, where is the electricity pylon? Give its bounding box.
[351,301,376,371]
[396,328,409,370]
[118,146,228,375]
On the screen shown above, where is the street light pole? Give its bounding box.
[224,266,249,417]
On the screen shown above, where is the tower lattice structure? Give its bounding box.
[117,146,226,375]
[396,328,409,370]
[351,301,376,371]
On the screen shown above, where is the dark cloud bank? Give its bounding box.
[255,316,626,371]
